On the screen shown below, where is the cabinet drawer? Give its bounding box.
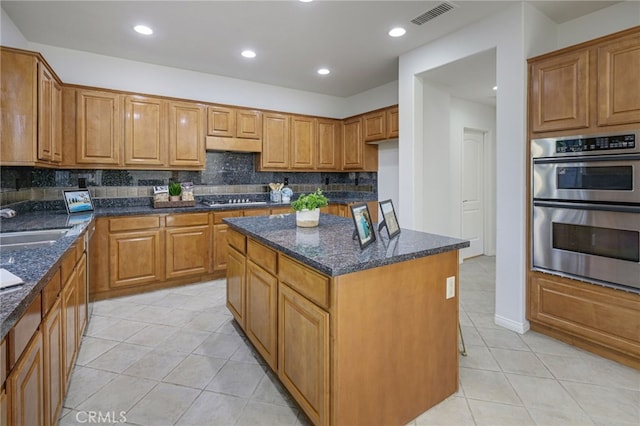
[279,255,329,309]
[227,229,246,254]
[247,239,277,275]
[8,293,42,369]
[109,215,160,232]
[166,213,209,227]
[42,268,61,315]
[213,210,242,224]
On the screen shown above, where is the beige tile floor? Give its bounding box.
[59,256,639,426]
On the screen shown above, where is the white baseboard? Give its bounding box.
[494,314,530,334]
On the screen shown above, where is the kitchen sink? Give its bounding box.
[0,228,70,251]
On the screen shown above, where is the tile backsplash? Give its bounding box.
[1,151,377,206]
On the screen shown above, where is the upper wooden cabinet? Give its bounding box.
[261,112,290,169]
[290,115,316,169]
[208,106,262,139]
[317,118,341,170]
[530,49,590,133]
[363,105,398,143]
[168,101,205,168]
[597,30,640,126]
[76,89,122,165]
[343,116,378,171]
[1,47,62,167]
[529,26,640,135]
[124,95,167,167]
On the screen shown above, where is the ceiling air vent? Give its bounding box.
[411,2,457,25]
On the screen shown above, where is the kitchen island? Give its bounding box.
[224,213,469,426]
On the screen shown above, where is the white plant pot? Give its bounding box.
[296,208,320,228]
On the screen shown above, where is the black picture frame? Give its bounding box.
[63,189,94,214]
[350,203,376,249]
[378,199,401,239]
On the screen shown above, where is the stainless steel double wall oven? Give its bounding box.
[531,131,640,292]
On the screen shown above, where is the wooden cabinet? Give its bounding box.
[528,273,640,367]
[317,119,341,170]
[109,223,163,289]
[387,105,399,139]
[530,49,590,133]
[529,27,640,134]
[75,253,87,344]
[208,106,262,139]
[363,110,386,142]
[8,330,44,426]
[42,297,63,426]
[165,213,210,279]
[124,95,166,167]
[261,112,290,169]
[37,63,62,163]
[0,387,8,426]
[278,283,329,426]
[332,201,378,223]
[212,211,243,272]
[76,89,122,165]
[246,260,279,370]
[0,47,62,167]
[597,31,640,126]
[342,116,363,169]
[61,267,77,385]
[168,101,205,168]
[290,116,316,169]
[226,244,247,327]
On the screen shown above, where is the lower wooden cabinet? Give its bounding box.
[8,330,44,426]
[246,260,278,370]
[226,246,246,327]
[0,387,8,426]
[529,273,640,367]
[165,225,210,279]
[212,211,244,272]
[278,283,329,426]
[109,229,163,288]
[42,297,63,426]
[76,254,87,345]
[61,268,78,385]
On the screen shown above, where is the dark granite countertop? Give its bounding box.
[0,210,94,340]
[224,214,469,276]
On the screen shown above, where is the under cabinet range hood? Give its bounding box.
[205,136,262,153]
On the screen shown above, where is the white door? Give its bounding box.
[462,129,484,259]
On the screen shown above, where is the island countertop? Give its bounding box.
[224,213,469,276]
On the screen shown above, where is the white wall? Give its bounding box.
[377,141,399,211]
[399,3,529,333]
[449,97,496,255]
[0,8,27,48]
[342,80,398,118]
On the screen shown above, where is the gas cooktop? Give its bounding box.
[200,199,268,207]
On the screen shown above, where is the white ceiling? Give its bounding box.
[1,1,622,99]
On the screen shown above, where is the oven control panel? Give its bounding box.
[556,134,636,153]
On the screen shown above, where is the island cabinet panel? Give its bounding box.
[278,283,329,426]
[530,49,590,133]
[0,387,8,426]
[76,89,122,165]
[597,31,640,126]
[246,261,279,370]
[8,330,44,426]
[226,246,246,327]
[331,250,459,426]
[212,211,243,272]
[279,256,329,309]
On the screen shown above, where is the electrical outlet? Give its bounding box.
[446,276,455,299]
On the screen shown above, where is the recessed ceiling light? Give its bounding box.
[317,68,330,75]
[388,27,406,37]
[299,0,313,3]
[241,50,256,59]
[133,25,153,35]
[493,86,498,91]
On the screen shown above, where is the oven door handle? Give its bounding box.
[533,200,640,214]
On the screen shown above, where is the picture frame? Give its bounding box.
[63,189,94,214]
[378,199,401,239]
[350,203,376,249]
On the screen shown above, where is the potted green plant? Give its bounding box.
[168,182,182,202]
[291,188,328,227]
